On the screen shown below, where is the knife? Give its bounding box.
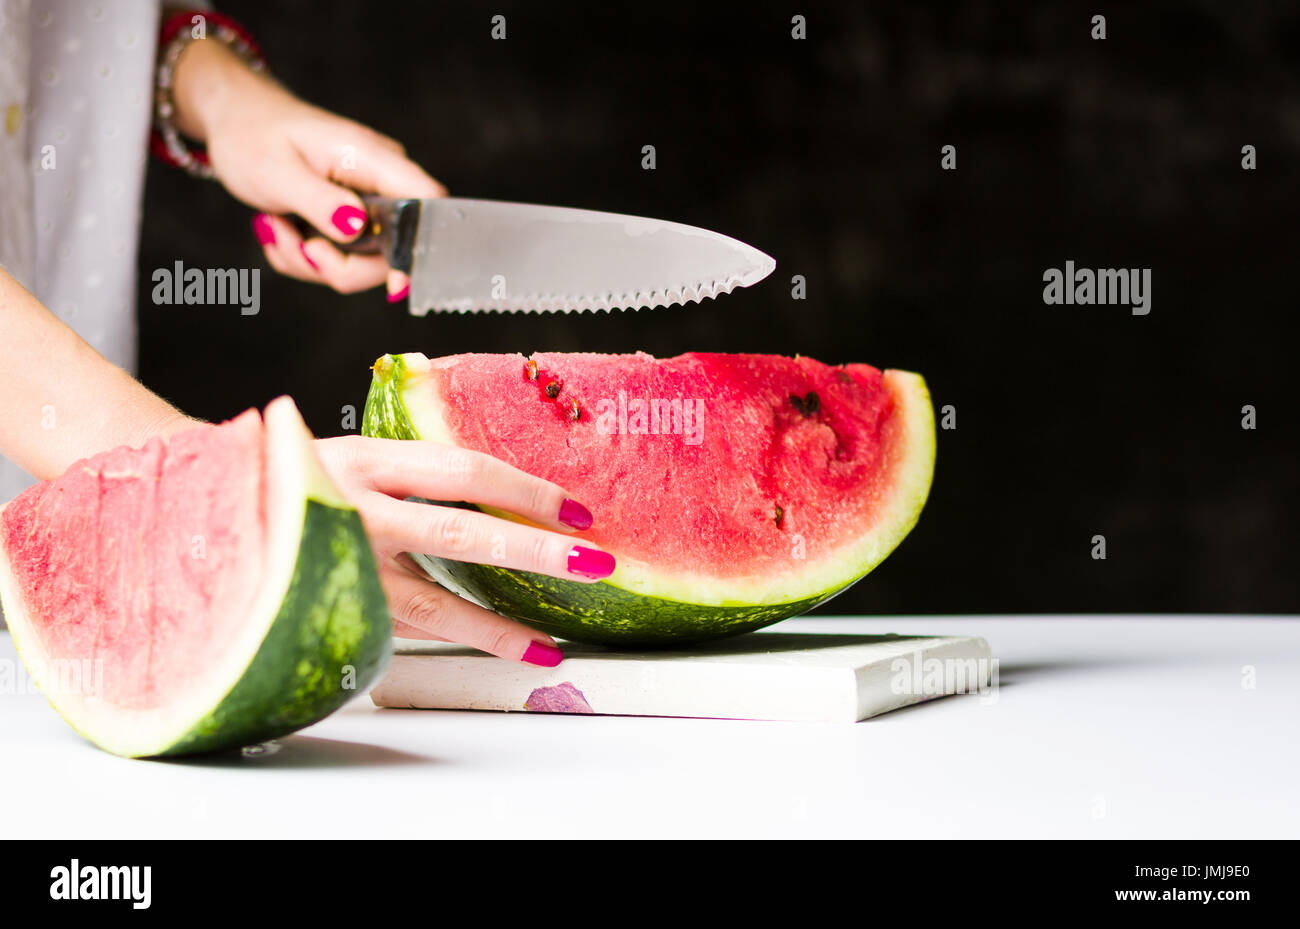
[329,196,776,314]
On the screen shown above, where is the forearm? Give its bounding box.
[170,33,291,142]
[0,270,198,482]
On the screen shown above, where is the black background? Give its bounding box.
[137,1,1299,615]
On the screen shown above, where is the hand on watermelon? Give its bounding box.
[313,436,611,666]
[170,35,445,301]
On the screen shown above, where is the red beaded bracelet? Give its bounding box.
[151,10,267,177]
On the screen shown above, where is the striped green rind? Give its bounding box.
[363,354,419,441]
[364,353,927,647]
[409,550,830,646]
[161,500,390,755]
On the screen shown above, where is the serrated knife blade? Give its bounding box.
[353,197,776,314]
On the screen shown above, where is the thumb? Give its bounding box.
[269,154,369,244]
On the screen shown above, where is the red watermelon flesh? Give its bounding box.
[422,352,911,579]
[0,398,392,756]
[2,411,266,709]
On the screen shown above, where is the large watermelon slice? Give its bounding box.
[0,397,391,757]
[363,352,934,646]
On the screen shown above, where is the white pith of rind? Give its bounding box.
[393,353,936,607]
[0,397,348,757]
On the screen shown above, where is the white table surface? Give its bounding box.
[3,616,1296,839]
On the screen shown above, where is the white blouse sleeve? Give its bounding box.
[0,0,36,291]
[1,0,161,506]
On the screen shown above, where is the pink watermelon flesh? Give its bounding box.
[1,411,267,710]
[428,352,907,579]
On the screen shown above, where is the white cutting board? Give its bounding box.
[371,631,994,722]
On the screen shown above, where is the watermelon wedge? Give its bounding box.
[364,352,934,646]
[0,397,391,757]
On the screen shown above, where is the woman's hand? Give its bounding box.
[313,436,614,666]
[170,37,444,300]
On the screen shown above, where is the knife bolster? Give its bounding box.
[286,195,419,274]
[363,196,420,274]
[377,193,421,272]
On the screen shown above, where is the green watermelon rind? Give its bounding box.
[408,550,829,646]
[0,399,392,758]
[363,353,935,647]
[158,499,391,756]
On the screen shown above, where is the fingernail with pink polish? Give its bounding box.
[252,213,275,245]
[522,641,564,667]
[387,280,410,303]
[299,242,319,271]
[331,204,367,237]
[558,498,593,530]
[568,546,615,580]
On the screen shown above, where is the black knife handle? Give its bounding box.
[284,195,421,273]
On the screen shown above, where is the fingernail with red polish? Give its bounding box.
[387,280,410,303]
[568,546,615,580]
[251,213,276,246]
[558,498,593,530]
[522,641,564,667]
[299,242,319,271]
[331,204,367,237]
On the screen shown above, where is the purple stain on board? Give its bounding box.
[525,682,595,714]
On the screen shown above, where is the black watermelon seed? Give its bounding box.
[774,505,784,527]
[789,392,820,417]
[544,380,562,399]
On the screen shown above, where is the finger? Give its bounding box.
[387,269,410,303]
[381,560,563,665]
[391,617,449,641]
[319,128,448,199]
[298,237,390,294]
[346,437,594,532]
[253,213,327,283]
[360,494,614,583]
[266,153,370,245]
[364,130,407,157]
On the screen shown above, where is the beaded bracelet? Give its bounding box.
[151,10,267,178]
